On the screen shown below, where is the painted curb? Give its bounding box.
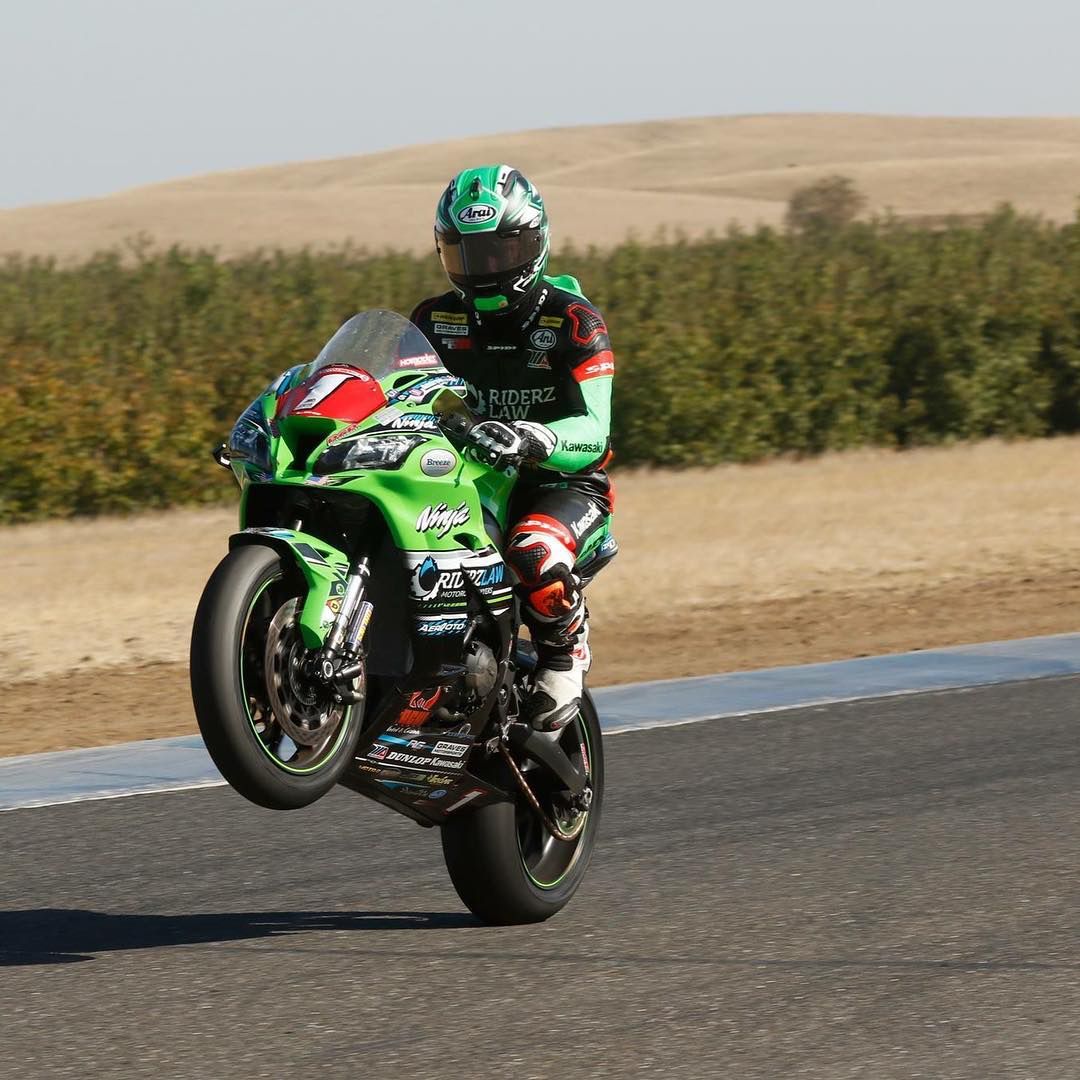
[2,631,1079,812]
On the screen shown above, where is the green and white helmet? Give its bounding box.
[435,165,550,315]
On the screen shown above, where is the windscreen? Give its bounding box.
[302,310,444,383]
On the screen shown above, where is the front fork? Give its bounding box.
[312,556,373,704]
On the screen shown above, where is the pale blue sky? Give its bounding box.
[2,0,1076,208]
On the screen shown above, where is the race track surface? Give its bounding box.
[3,677,1080,1079]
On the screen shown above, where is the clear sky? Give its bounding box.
[2,0,1077,209]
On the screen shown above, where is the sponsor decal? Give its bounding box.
[527,352,551,370]
[483,343,518,351]
[384,412,440,432]
[442,338,473,350]
[327,420,365,445]
[420,448,457,477]
[457,203,497,225]
[574,350,615,382]
[571,502,602,539]
[418,773,457,786]
[468,563,505,588]
[396,353,441,369]
[409,555,466,601]
[482,385,556,420]
[539,316,564,329]
[402,687,442,726]
[433,741,470,758]
[434,322,469,336]
[368,744,389,760]
[428,789,448,799]
[303,475,342,486]
[354,761,390,778]
[432,311,468,325]
[530,328,558,350]
[386,749,463,770]
[416,501,471,538]
[392,374,463,405]
[416,616,469,637]
[563,441,604,454]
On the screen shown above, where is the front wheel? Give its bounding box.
[190,544,364,810]
[440,693,604,924]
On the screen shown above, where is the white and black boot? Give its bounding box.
[522,621,591,732]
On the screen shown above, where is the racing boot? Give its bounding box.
[522,619,591,732]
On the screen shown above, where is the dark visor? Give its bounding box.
[438,228,544,282]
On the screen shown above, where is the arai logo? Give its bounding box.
[530,328,557,351]
[457,204,497,225]
[420,448,457,477]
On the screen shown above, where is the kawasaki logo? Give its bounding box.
[571,502,602,538]
[457,204,497,225]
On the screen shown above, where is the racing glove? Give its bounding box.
[510,421,557,463]
[466,420,525,471]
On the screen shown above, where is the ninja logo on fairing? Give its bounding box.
[385,412,440,432]
[416,502,470,538]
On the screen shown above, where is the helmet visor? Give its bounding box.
[438,227,544,283]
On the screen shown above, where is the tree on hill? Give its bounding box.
[785,175,867,232]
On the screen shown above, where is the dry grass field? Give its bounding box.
[4,437,1080,756]
[5,114,1080,261]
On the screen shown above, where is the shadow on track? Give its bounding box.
[0,908,478,965]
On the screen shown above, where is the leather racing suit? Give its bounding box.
[409,274,617,728]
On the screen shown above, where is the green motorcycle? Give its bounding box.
[190,311,614,924]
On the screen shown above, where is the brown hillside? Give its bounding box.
[4,114,1080,260]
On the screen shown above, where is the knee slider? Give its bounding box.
[516,563,583,623]
[505,516,576,586]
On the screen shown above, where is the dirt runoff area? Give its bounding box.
[4,436,1080,757]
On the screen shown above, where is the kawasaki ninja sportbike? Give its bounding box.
[191,311,613,924]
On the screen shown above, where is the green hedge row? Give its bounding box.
[3,207,1080,522]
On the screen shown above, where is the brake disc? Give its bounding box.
[264,599,344,747]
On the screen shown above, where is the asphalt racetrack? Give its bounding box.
[3,676,1080,1079]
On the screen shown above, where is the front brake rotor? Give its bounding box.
[264,599,344,747]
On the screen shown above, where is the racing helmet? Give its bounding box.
[435,165,550,316]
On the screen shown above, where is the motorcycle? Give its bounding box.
[190,310,616,924]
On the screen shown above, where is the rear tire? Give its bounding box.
[190,544,363,810]
[440,692,604,925]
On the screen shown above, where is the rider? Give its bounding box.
[410,165,616,732]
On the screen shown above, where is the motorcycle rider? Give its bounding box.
[410,165,616,732]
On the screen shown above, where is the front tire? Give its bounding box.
[190,544,363,810]
[440,693,604,924]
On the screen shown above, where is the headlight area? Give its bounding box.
[313,433,427,475]
[228,408,272,473]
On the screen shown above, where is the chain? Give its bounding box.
[499,743,584,843]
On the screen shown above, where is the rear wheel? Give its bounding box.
[190,544,364,809]
[440,692,604,924]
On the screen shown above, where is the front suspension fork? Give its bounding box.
[314,557,372,703]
